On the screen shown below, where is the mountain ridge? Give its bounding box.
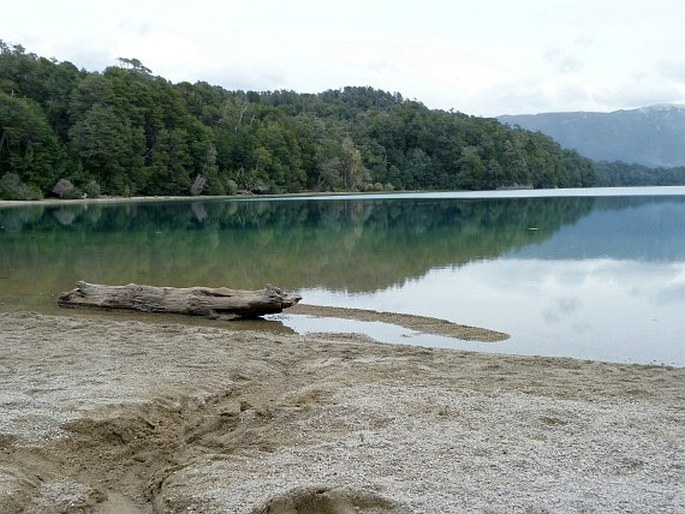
[497,104,685,168]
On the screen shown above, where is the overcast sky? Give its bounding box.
[3,0,684,116]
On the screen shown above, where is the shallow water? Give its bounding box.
[1,186,684,365]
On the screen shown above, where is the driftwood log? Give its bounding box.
[58,281,302,319]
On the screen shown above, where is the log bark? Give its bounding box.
[58,281,302,319]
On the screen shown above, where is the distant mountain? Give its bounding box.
[498,105,685,168]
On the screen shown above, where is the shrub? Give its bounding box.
[226,179,238,195]
[83,180,101,198]
[0,173,43,200]
[52,178,77,199]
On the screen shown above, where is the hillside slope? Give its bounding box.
[498,105,685,168]
[0,42,595,199]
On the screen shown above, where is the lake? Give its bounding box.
[1,186,684,366]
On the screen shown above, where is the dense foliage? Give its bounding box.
[0,42,596,199]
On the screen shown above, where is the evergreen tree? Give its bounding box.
[0,91,59,192]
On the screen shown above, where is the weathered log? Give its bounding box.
[58,281,302,319]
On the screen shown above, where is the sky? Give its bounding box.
[2,0,685,117]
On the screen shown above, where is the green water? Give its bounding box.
[0,194,593,300]
[2,188,684,365]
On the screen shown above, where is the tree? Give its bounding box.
[145,128,193,194]
[0,91,59,191]
[457,146,486,190]
[339,135,367,190]
[117,57,152,74]
[0,44,597,197]
[52,178,77,198]
[189,174,206,195]
[68,104,141,195]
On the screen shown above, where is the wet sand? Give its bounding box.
[0,311,682,513]
[289,303,509,342]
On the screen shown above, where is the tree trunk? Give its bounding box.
[58,281,301,319]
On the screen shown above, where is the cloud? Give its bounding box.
[543,49,584,74]
[573,35,595,49]
[480,78,596,116]
[656,283,685,305]
[4,0,685,116]
[656,60,685,82]
[592,75,685,110]
[46,39,112,71]
[542,298,580,325]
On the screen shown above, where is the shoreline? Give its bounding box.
[3,185,685,209]
[282,303,510,342]
[0,194,232,208]
[0,190,409,208]
[0,311,682,513]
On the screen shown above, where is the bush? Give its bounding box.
[83,180,101,198]
[0,173,43,200]
[201,173,227,196]
[52,178,79,199]
[226,179,238,195]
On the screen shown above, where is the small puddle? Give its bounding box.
[268,314,417,341]
[267,313,504,353]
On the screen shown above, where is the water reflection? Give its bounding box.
[289,259,685,365]
[1,191,684,365]
[1,195,597,297]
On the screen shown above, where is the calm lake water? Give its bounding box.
[1,186,684,366]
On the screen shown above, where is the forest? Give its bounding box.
[593,161,685,187]
[0,42,597,200]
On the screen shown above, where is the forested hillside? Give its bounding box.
[0,42,595,200]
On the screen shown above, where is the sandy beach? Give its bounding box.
[0,310,682,513]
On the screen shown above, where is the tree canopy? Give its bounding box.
[0,42,597,199]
